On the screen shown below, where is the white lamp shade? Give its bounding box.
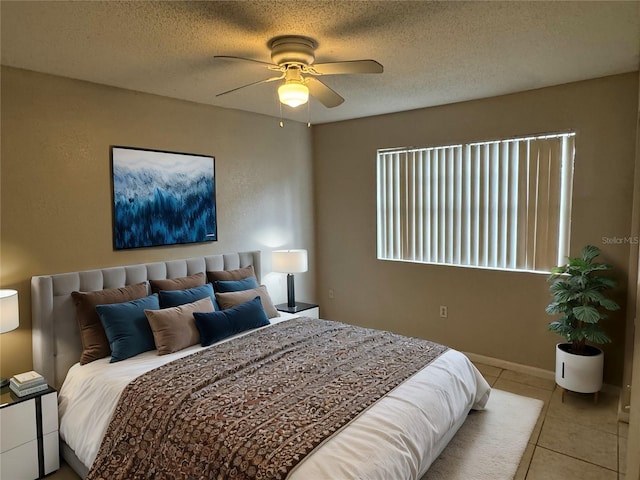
[272,249,308,273]
[0,289,19,334]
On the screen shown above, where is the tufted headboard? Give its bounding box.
[31,251,260,390]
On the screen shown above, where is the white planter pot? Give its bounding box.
[555,343,604,393]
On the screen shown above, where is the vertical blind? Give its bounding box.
[376,133,575,272]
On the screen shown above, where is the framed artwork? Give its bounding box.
[111,146,217,250]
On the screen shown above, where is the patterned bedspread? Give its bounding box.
[86,317,448,480]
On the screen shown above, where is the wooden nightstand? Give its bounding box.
[0,385,59,479]
[275,302,319,319]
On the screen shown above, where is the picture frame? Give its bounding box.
[111,146,217,250]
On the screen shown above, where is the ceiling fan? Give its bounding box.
[214,35,383,109]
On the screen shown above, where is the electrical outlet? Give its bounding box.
[439,305,448,318]
[329,289,335,299]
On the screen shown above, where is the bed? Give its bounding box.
[31,250,490,479]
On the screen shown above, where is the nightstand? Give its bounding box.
[275,302,319,319]
[0,385,59,479]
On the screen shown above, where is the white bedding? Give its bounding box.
[59,314,490,479]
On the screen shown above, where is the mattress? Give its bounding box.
[58,314,490,479]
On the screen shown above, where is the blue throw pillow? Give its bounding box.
[96,294,159,363]
[214,277,259,293]
[158,283,219,310]
[193,296,270,347]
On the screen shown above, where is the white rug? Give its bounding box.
[421,389,543,480]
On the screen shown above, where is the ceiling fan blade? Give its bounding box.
[216,74,284,97]
[306,77,344,108]
[213,55,276,68]
[311,60,383,75]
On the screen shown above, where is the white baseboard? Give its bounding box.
[463,352,555,380]
[463,351,620,396]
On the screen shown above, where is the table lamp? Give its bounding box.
[272,249,308,308]
[0,289,19,387]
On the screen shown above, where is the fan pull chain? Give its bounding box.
[307,101,311,128]
[279,102,284,128]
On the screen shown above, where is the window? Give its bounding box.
[376,133,575,272]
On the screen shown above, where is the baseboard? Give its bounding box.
[619,410,630,423]
[618,384,632,423]
[463,352,555,380]
[463,351,620,395]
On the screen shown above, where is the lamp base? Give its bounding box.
[286,273,296,308]
[0,377,9,388]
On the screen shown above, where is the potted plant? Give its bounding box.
[546,245,620,396]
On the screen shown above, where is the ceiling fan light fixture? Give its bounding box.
[215,35,381,110]
[278,80,309,108]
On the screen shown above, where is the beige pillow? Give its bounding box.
[145,297,215,355]
[206,265,256,283]
[215,285,279,319]
[149,272,206,294]
[71,282,149,364]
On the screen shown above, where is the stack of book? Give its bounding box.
[9,370,48,397]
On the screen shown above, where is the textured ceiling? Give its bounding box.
[1,1,639,124]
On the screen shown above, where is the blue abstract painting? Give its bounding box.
[111,146,217,250]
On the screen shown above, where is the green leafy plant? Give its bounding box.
[546,245,620,355]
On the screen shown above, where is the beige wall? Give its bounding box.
[624,72,640,480]
[1,67,637,388]
[313,72,639,385]
[0,67,315,379]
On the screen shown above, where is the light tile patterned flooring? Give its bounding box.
[51,362,627,480]
[474,362,627,480]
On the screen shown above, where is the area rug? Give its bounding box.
[421,388,543,480]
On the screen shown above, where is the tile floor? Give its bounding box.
[49,362,627,480]
[474,363,627,480]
